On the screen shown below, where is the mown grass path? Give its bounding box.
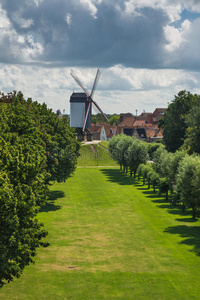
[1,168,200,299]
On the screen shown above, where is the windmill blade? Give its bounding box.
[91,99,109,122]
[82,101,91,132]
[90,69,101,99]
[70,69,90,96]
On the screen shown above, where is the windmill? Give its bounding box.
[70,69,109,133]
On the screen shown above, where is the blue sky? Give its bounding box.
[0,0,200,115]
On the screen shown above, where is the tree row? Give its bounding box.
[109,134,200,219]
[0,92,80,286]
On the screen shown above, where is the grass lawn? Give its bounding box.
[77,143,118,166]
[99,141,109,149]
[1,168,200,299]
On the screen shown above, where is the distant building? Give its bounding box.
[116,108,166,142]
[89,123,117,141]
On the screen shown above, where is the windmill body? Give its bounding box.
[70,69,109,132]
[70,92,91,128]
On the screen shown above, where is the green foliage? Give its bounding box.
[127,140,149,177]
[148,143,163,160]
[137,163,145,181]
[109,114,120,125]
[159,90,200,152]
[0,92,79,285]
[183,106,200,154]
[141,163,152,185]
[158,177,169,200]
[176,155,200,218]
[149,170,160,192]
[109,134,149,175]
[27,99,80,182]
[91,113,120,125]
[109,134,134,170]
[91,113,107,124]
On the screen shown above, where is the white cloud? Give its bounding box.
[1,0,200,117]
[1,64,200,115]
[14,15,34,28]
[164,20,191,52]
[0,6,10,29]
[79,0,98,18]
[66,13,72,26]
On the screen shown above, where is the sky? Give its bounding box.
[1,0,200,115]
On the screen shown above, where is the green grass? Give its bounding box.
[77,143,118,166]
[1,168,200,299]
[99,140,109,149]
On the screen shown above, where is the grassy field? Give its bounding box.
[1,167,200,299]
[99,141,109,149]
[77,143,118,166]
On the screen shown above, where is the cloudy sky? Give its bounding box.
[1,0,200,115]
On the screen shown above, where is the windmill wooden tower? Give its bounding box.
[70,69,109,138]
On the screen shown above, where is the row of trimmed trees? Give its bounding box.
[109,134,200,219]
[0,92,80,286]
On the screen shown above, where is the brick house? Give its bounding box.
[116,108,166,142]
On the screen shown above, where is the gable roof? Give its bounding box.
[117,116,136,127]
[89,125,103,133]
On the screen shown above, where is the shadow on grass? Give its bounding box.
[164,225,200,256]
[40,190,64,213]
[101,169,135,185]
[137,184,200,256]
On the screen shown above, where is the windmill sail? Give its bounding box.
[70,70,90,96]
[90,69,101,99]
[82,101,91,132]
[70,69,109,131]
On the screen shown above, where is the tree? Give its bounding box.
[158,177,169,201]
[183,106,200,154]
[108,134,123,168]
[27,98,80,182]
[0,135,49,286]
[109,114,120,125]
[0,92,80,285]
[152,144,167,175]
[167,150,187,193]
[176,155,200,218]
[109,134,134,171]
[159,91,200,152]
[127,140,149,177]
[148,143,163,160]
[141,163,152,185]
[137,163,145,181]
[149,170,160,192]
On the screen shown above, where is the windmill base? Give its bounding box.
[76,128,93,142]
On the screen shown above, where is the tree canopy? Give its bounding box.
[0,92,80,286]
[159,90,200,152]
[183,106,200,154]
[176,155,200,219]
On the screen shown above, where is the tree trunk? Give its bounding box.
[130,169,132,177]
[153,184,155,192]
[192,206,196,219]
[134,170,136,178]
[166,189,168,201]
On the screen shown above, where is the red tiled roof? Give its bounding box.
[117,117,136,127]
[89,125,103,133]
